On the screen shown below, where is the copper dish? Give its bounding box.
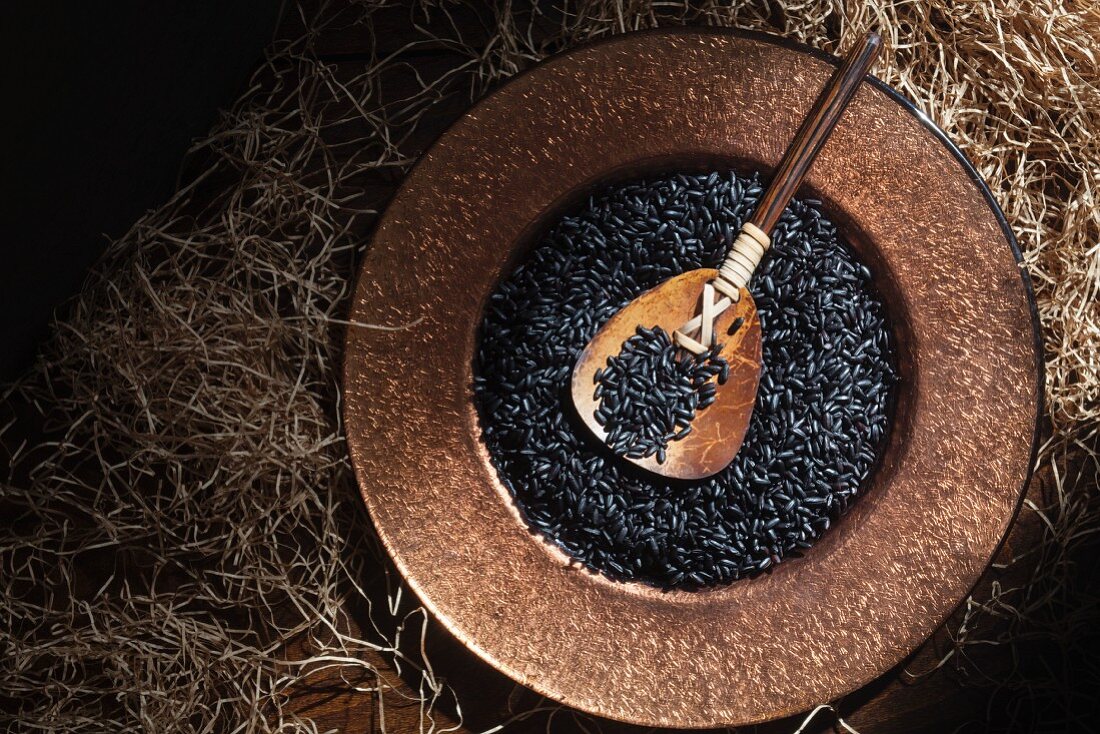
[344,29,1041,727]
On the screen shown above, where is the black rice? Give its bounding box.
[594,326,728,463]
[473,171,896,588]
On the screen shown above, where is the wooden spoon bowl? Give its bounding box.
[571,271,761,479]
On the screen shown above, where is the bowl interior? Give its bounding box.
[483,151,918,591]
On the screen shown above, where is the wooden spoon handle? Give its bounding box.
[748,31,882,234]
[711,32,881,304]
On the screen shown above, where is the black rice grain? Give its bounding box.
[473,171,896,588]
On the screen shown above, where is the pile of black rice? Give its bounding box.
[593,327,728,464]
[474,171,896,588]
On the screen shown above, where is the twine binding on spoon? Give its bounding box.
[673,222,771,355]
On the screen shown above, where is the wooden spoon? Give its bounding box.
[571,31,883,480]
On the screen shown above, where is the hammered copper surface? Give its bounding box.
[570,273,761,479]
[343,30,1040,727]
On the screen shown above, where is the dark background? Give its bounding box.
[1,2,283,380]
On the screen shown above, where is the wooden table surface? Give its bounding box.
[273,4,1066,731]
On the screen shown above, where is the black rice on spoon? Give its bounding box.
[593,326,729,464]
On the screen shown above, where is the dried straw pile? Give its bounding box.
[2,1,1097,731]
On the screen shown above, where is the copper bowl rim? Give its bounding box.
[343,28,1043,727]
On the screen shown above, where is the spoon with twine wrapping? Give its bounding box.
[571,31,882,480]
